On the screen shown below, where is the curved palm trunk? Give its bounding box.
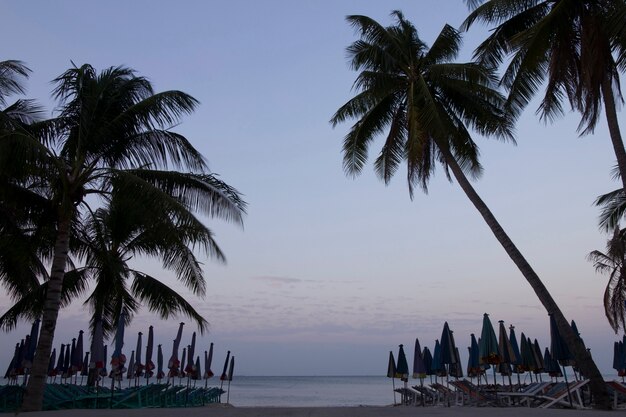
[440,147,610,409]
[602,79,626,191]
[21,215,71,412]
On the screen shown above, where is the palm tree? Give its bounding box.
[331,11,609,408]
[588,228,626,333]
[462,0,626,191]
[0,64,246,411]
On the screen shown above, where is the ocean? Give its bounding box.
[222,376,395,407]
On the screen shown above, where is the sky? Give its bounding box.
[1,0,624,377]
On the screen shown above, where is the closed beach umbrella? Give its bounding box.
[145,326,155,376]
[90,319,104,370]
[227,356,234,381]
[479,313,501,365]
[412,338,426,380]
[395,344,409,381]
[24,319,40,370]
[467,334,480,378]
[386,350,397,405]
[127,350,135,380]
[431,340,445,377]
[5,343,19,379]
[185,332,196,375]
[544,347,562,378]
[134,332,143,377]
[549,314,573,406]
[440,323,456,367]
[519,334,536,377]
[612,341,620,375]
[81,352,90,376]
[422,347,433,378]
[156,344,165,380]
[220,350,230,381]
[450,347,464,378]
[72,330,84,373]
[47,348,57,377]
[63,342,71,377]
[192,356,201,381]
[55,343,66,375]
[111,311,127,379]
[508,325,523,376]
[180,347,187,378]
[532,339,545,376]
[168,322,184,375]
[100,345,108,377]
[387,351,396,378]
[204,343,214,379]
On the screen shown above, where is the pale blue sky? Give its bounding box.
[1,1,623,377]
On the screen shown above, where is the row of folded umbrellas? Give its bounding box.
[388,313,626,384]
[4,314,235,386]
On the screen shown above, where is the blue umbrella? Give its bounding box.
[532,339,545,378]
[422,347,433,382]
[440,322,456,367]
[23,319,40,371]
[395,344,409,382]
[497,321,514,383]
[508,325,523,378]
[5,343,20,380]
[63,342,71,379]
[431,340,446,378]
[55,343,65,377]
[110,311,127,381]
[90,319,104,384]
[549,314,573,406]
[543,347,562,379]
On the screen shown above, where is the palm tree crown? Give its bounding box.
[331,11,514,196]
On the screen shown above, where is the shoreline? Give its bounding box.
[5,405,623,417]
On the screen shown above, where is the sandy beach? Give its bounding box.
[4,405,621,417]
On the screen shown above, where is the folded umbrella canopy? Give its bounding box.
[156,344,165,381]
[497,321,514,382]
[145,326,155,378]
[134,332,144,377]
[5,343,20,379]
[100,345,108,377]
[90,319,104,370]
[180,347,187,378]
[204,343,214,379]
[23,319,40,370]
[422,347,433,383]
[63,342,72,378]
[185,332,196,376]
[543,347,562,378]
[431,340,445,378]
[532,339,545,378]
[110,311,127,381]
[412,338,426,380]
[47,348,57,377]
[72,330,84,376]
[549,314,573,406]
[386,350,397,405]
[192,356,201,381]
[439,323,457,375]
[508,325,523,378]
[395,344,409,382]
[168,322,184,377]
[55,344,66,376]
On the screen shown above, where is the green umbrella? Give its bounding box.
[395,344,409,382]
[479,313,501,384]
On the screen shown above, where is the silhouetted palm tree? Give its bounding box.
[0,64,246,411]
[332,11,608,407]
[588,228,626,333]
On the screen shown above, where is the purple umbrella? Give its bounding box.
[126,350,135,386]
[412,338,426,381]
[204,343,214,379]
[55,343,66,377]
[23,319,40,370]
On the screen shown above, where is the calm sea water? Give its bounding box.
[223,376,396,407]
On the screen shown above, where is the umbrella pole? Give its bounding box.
[392,377,396,405]
[561,365,573,408]
[227,379,231,404]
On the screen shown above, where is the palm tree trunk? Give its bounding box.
[21,215,71,412]
[602,78,626,191]
[440,146,611,409]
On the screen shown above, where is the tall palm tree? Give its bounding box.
[0,64,246,411]
[462,0,626,192]
[331,11,609,408]
[588,228,626,333]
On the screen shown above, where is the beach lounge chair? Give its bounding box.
[449,379,498,406]
[535,379,589,409]
[497,381,553,406]
[607,381,626,409]
[411,385,439,406]
[430,382,461,406]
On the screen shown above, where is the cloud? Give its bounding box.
[251,276,302,287]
